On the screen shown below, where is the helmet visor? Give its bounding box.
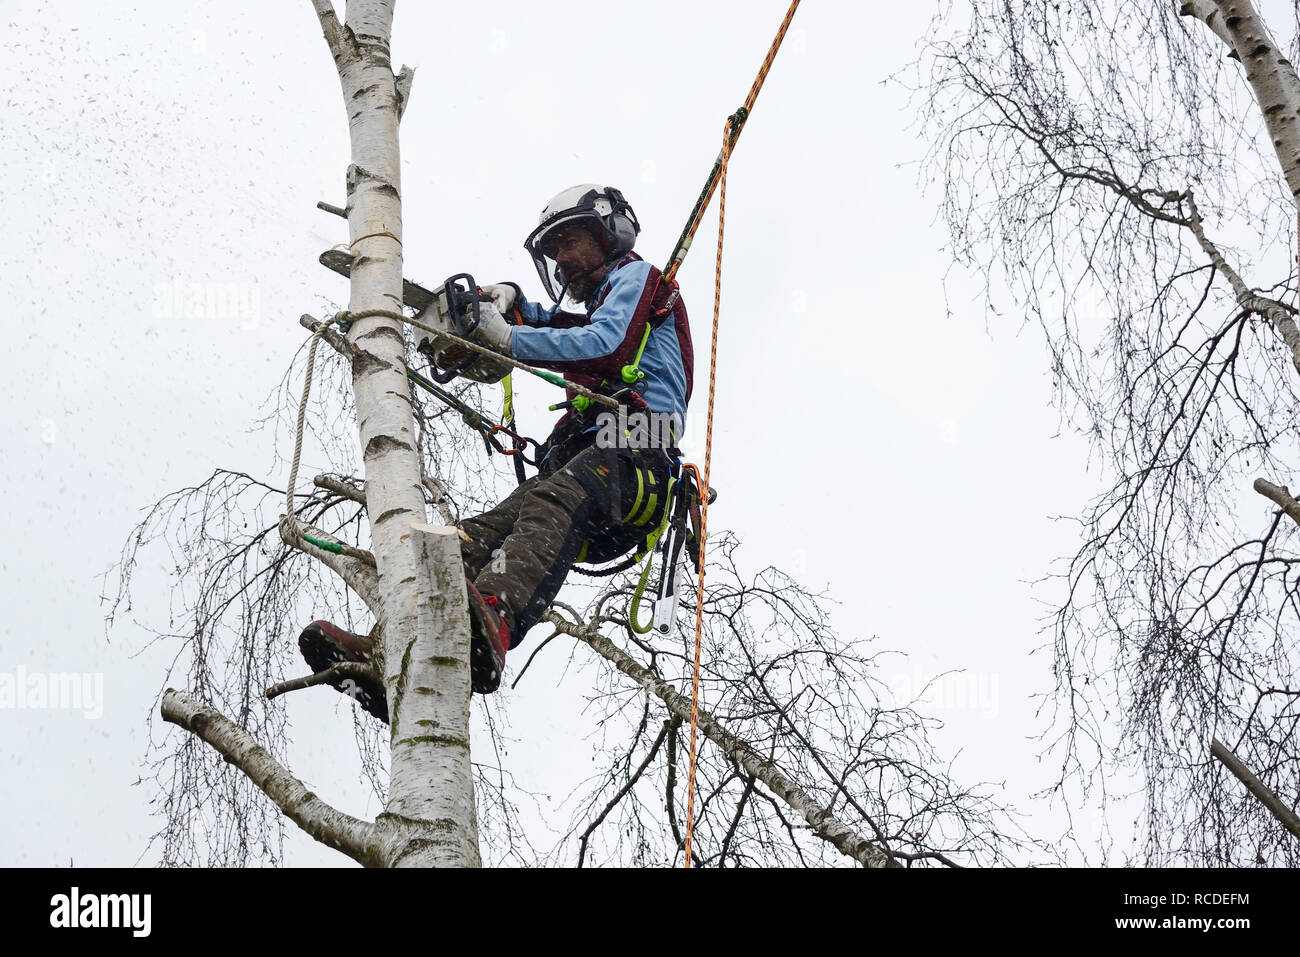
[523,212,599,303]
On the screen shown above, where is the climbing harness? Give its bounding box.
[627,464,713,634]
[550,275,681,418]
[627,472,679,634]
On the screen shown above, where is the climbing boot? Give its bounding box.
[465,580,510,694]
[297,620,388,723]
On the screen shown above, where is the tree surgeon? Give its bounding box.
[299,185,694,720]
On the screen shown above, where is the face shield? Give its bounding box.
[523,211,597,304]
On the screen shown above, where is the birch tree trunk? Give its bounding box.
[1211,1,1300,205]
[1184,1,1300,205]
[310,0,478,867]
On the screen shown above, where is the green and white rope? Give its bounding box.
[283,313,376,567]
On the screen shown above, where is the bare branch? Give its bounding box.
[1184,194,1300,375]
[314,473,366,507]
[508,630,561,688]
[663,715,704,867]
[1211,736,1300,840]
[265,661,378,702]
[423,475,456,525]
[1253,477,1300,528]
[578,719,672,867]
[544,612,900,869]
[299,313,357,360]
[309,0,347,62]
[715,774,756,868]
[917,0,1300,865]
[278,515,381,614]
[161,689,380,866]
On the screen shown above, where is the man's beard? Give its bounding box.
[563,264,608,303]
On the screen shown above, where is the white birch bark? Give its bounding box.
[1180,1,1237,53]
[1185,1,1300,204]
[1253,477,1300,528]
[167,5,481,865]
[163,688,480,867]
[279,514,382,613]
[1210,736,1300,840]
[311,0,478,867]
[384,525,480,867]
[1176,3,1300,377]
[162,689,383,866]
[1181,193,1300,376]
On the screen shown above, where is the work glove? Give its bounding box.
[417,287,513,354]
[480,283,518,317]
[469,300,514,355]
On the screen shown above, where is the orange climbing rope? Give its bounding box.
[661,0,804,291]
[681,0,802,869]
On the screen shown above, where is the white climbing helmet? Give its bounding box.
[523,184,640,302]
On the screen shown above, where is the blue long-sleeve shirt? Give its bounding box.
[508,254,694,438]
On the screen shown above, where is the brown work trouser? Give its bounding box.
[458,441,672,645]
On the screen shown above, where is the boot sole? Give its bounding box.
[471,632,504,694]
[298,625,389,723]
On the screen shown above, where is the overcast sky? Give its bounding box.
[0,0,1162,866]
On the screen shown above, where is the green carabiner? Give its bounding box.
[620,323,654,385]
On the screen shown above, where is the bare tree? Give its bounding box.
[918,0,1300,865]
[540,537,1034,868]
[141,0,480,869]
[109,0,1041,868]
[115,461,1039,866]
